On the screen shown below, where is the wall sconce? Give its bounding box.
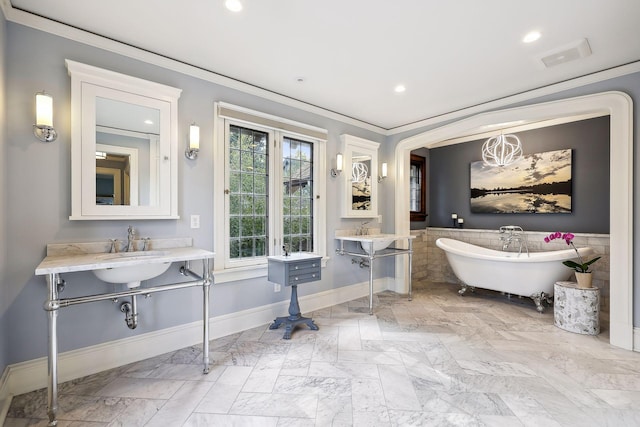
[33,91,57,143]
[331,152,343,177]
[378,162,388,182]
[185,123,200,160]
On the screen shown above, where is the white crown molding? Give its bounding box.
[387,61,640,136]
[0,2,386,135]
[3,2,640,136]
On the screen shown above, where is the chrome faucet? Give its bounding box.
[126,225,136,252]
[356,220,371,236]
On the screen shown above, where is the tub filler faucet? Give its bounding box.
[499,225,529,257]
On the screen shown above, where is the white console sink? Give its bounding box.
[358,235,398,254]
[92,251,171,288]
[335,233,404,255]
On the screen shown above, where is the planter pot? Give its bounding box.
[575,272,593,289]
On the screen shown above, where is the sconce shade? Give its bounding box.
[330,152,344,177]
[36,92,54,127]
[189,124,200,150]
[185,123,200,160]
[336,153,343,172]
[381,162,388,178]
[33,91,57,143]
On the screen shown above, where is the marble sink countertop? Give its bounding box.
[334,230,416,242]
[35,238,214,275]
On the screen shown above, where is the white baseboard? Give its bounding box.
[634,327,640,352]
[0,277,391,400]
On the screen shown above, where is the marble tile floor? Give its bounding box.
[5,281,640,427]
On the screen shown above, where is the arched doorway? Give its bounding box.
[394,91,634,350]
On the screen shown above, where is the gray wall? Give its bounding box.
[429,116,610,233]
[385,71,640,327]
[2,21,387,366]
[0,7,8,374]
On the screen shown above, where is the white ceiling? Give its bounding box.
[9,0,640,130]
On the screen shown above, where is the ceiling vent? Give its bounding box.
[538,38,592,68]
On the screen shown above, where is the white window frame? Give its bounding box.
[213,102,327,283]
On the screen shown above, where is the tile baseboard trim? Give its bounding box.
[0,277,392,400]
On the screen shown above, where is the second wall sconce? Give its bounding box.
[33,91,57,143]
[378,162,388,182]
[330,152,343,177]
[185,123,200,160]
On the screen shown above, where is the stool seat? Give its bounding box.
[554,281,600,335]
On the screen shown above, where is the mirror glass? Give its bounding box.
[95,97,160,207]
[340,134,379,218]
[351,152,372,211]
[67,60,181,220]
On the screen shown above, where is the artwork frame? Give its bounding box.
[470,148,572,214]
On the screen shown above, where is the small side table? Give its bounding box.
[267,254,322,339]
[554,281,600,335]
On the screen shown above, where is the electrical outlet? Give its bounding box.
[274,283,281,292]
[190,215,200,229]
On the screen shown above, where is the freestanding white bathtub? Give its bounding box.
[435,237,595,312]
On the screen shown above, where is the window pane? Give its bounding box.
[410,163,421,212]
[229,125,269,260]
[282,136,314,254]
[230,217,240,238]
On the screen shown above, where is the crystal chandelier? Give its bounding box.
[481,134,523,167]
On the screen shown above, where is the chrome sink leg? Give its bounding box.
[44,273,60,426]
[369,253,374,315]
[408,239,413,301]
[202,258,211,374]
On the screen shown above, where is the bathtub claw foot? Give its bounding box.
[458,285,467,296]
[530,292,552,313]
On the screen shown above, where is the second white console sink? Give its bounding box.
[335,233,402,255]
[358,235,398,254]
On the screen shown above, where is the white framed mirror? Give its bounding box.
[66,60,181,220]
[340,134,380,218]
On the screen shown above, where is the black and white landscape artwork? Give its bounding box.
[470,149,572,214]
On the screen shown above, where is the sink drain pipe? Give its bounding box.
[120,295,138,329]
[351,258,370,269]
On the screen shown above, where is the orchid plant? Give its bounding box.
[544,231,600,273]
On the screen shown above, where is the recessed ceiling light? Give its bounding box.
[394,85,406,93]
[144,119,154,125]
[225,0,243,12]
[523,31,541,43]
